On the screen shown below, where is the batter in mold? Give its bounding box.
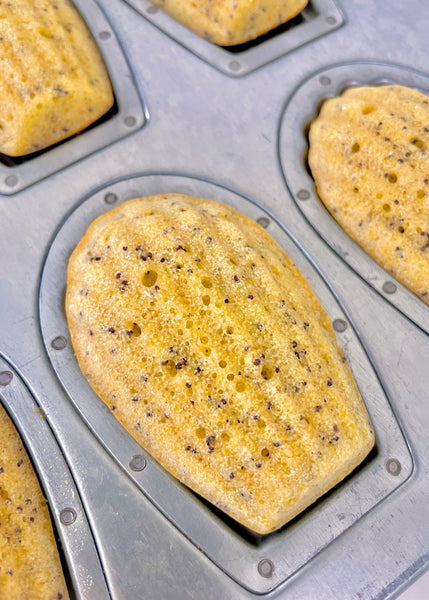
[309,84,429,305]
[149,0,308,45]
[0,0,113,157]
[65,193,374,535]
[0,404,69,600]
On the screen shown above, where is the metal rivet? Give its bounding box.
[124,116,137,128]
[129,454,147,472]
[5,175,18,187]
[60,508,77,525]
[51,336,67,350]
[297,189,310,200]
[99,30,111,40]
[258,558,274,578]
[257,217,270,229]
[333,319,348,332]
[382,281,397,294]
[104,192,118,204]
[229,60,241,72]
[0,371,13,386]
[386,458,401,476]
[326,15,337,25]
[147,5,159,13]
[320,75,332,86]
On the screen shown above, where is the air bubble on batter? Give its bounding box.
[142,270,158,286]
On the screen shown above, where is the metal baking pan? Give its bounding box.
[0,0,145,196]
[279,60,429,335]
[121,0,344,76]
[1,0,428,598]
[0,357,109,600]
[39,172,412,594]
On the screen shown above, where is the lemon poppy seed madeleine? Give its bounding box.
[149,0,308,46]
[65,194,374,534]
[0,404,69,600]
[308,84,429,305]
[0,0,113,157]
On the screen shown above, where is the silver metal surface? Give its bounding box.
[0,357,110,600]
[0,0,145,195]
[279,60,429,335]
[122,0,344,76]
[1,0,429,598]
[39,173,412,593]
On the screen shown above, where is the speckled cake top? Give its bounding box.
[0,404,69,600]
[0,0,113,156]
[66,193,374,534]
[309,84,429,305]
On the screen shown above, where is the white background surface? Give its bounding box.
[398,569,429,600]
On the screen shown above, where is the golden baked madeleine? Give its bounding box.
[309,84,429,305]
[0,404,69,600]
[0,0,113,157]
[66,194,374,534]
[150,0,308,45]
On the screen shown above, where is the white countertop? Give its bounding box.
[398,569,429,600]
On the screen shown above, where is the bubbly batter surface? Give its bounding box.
[150,0,308,45]
[0,404,69,600]
[66,194,374,534]
[0,0,113,156]
[309,84,429,304]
